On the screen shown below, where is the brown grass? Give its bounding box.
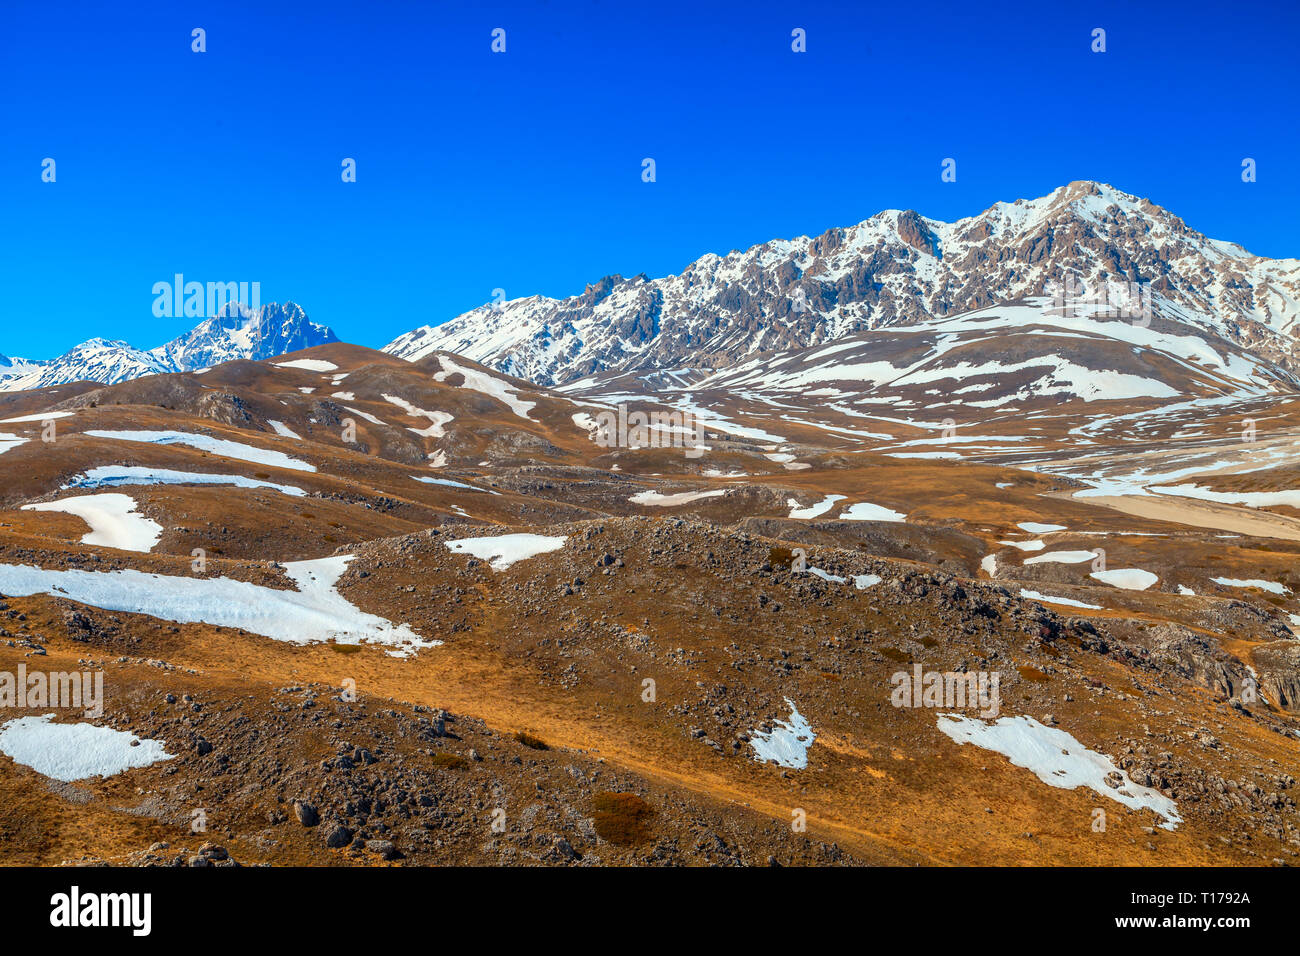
[592,791,654,846]
[430,752,469,770]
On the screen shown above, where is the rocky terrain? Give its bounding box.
[0,325,1297,866]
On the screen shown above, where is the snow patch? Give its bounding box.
[267,420,302,440]
[1091,568,1159,590]
[23,493,163,552]
[838,501,906,522]
[1019,589,1102,610]
[383,394,455,438]
[411,476,500,495]
[1024,550,1098,565]
[65,465,305,497]
[999,539,1045,552]
[0,410,75,424]
[1211,576,1290,595]
[0,556,435,656]
[787,494,845,519]
[85,430,316,472]
[0,714,173,782]
[434,355,535,420]
[937,713,1180,830]
[276,359,338,372]
[749,699,815,769]
[629,489,726,506]
[444,533,567,571]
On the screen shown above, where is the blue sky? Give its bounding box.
[2,0,1297,357]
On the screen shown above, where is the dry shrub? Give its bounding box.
[592,791,654,846]
[1018,664,1052,683]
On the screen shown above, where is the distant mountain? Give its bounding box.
[0,302,337,392]
[383,181,1300,386]
[151,301,337,371]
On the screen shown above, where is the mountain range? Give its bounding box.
[5,182,1298,408]
[383,181,1300,386]
[0,302,337,393]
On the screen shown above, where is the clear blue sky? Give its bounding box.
[2,0,1297,357]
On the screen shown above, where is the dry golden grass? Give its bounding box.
[592,792,654,846]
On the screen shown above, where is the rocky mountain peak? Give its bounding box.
[384,182,1300,386]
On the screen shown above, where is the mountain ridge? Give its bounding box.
[0,302,337,392]
[384,181,1300,386]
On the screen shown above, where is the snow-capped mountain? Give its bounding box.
[150,301,337,371]
[0,353,47,388]
[0,302,337,392]
[0,340,173,392]
[384,181,1300,386]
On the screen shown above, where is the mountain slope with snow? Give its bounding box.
[384,181,1300,386]
[687,298,1299,407]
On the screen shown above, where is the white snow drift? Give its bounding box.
[267,420,302,440]
[787,494,846,519]
[0,410,75,424]
[443,533,567,571]
[275,358,338,372]
[937,713,1181,830]
[1090,568,1159,590]
[65,465,306,497]
[1024,550,1098,565]
[629,489,726,506]
[1017,522,1067,534]
[434,355,535,420]
[838,501,907,522]
[0,714,173,782]
[383,394,455,438]
[1211,576,1290,595]
[85,430,316,472]
[411,476,500,494]
[22,493,163,552]
[1019,589,1102,610]
[0,556,435,656]
[749,699,816,769]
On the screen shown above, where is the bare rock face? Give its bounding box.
[485,429,562,460]
[293,800,320,827]
[1147,624,1252,700]
[196,391,257,426]
[385,181,1300,385]
[1253,642,1300,713]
